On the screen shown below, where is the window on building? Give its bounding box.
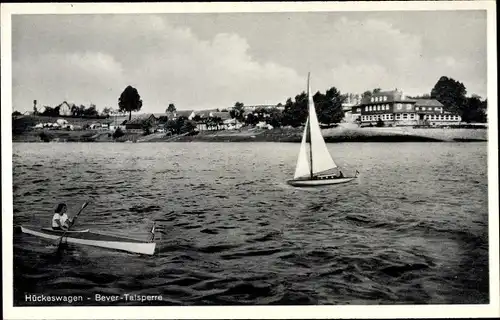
[386,105,389,110]
[406,104,412,110]
[383,96,387,101]
[395,114,401,120]
[397,103,402,110]
[403,113,408,119]
[409,114,414,119]
[415,107,419,111]
[371,97,374,102]
[357,108,361,113]
[435,107,439,111]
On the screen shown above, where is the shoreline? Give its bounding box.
[12,126,488,143]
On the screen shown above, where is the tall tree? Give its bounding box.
[267,108,283,128]
[166,103,176,113]
[118,85,143,120]
[315,86,345,124]
[361,90,372,101]
[431,76,467,115]
[282,92,308,127]
[230,102,245,122]
[84,104,98,117]
[463,96,487,123]
[102,107,113,116]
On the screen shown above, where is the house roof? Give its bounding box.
[125,114,157,125]
[414,99,443,107]
[209,111,231,120]
[152,113,169,118]
[195,109,219,118]
[360,90,416,105]
[56,101,76,109]
[176,110,194,118]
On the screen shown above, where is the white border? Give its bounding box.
[2,1,498,319]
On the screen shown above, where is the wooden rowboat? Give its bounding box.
[20,226,156,255]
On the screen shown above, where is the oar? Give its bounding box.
[56,201,89,252]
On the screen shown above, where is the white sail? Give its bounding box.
[307,75,338,174]
[294,118,311,179]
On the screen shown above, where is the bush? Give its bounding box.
[39,131,54,142]
[113,127,125,139]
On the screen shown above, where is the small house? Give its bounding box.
[56,101,75,116]
[124,114,158,130]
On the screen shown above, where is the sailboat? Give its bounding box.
[287,73,359,187]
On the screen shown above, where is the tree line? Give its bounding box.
[31,103,105,118]
[229,87,346,128]
[430,76,487,123]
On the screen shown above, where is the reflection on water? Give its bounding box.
[13,142,488,305]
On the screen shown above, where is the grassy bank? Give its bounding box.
[12,126,488,143]
[167,126,488,143]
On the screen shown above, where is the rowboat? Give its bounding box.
[20,226,156,255]
[287,73,359,187]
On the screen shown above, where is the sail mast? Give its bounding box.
[307,72,313,179]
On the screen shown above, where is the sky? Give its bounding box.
[11,10,487,113]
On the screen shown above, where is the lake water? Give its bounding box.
[12,142,489,305]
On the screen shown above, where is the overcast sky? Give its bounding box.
[12,10,487,113]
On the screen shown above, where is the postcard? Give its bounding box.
[2,1,498,319]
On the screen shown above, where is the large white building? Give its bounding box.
[352,89,462,126]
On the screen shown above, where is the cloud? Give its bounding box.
[12,15,304,112]
[11,13,487,112]
[13,52,124,109]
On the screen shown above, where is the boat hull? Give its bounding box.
[287,177,356,187]
[21,226,155,255]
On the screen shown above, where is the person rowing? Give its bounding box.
[52,203,74,231]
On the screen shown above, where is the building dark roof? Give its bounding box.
[414,99,443,107]
[125,114,157,125]
[360,89,416,105]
